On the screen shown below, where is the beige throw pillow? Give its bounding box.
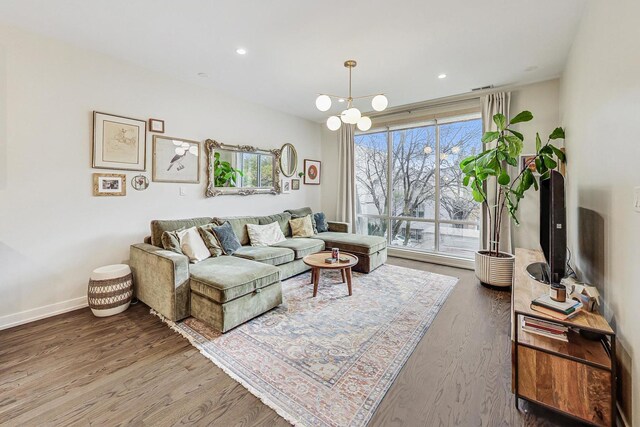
[178,227,211,263]
[197,224,224,257]
[246,222,287,247]
[289,215,314,238]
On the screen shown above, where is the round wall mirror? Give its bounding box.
[279,143,297,177]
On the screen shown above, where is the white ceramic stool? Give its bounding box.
[88,264,133,317]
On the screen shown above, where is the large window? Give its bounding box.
[355,114,482,259]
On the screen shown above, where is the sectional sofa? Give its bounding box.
[129,207,387,332]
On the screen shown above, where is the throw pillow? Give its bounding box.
[197,224,224,257]
[246,222,287,247]
[161,228,185,254]
[289,215,314,238]
[314,212,329,233]
[178,227,211,263]
[212,221,242,255]
[286,207,317,233]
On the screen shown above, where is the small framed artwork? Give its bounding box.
[281,178,291,194]
[153,135,200,183]
[291,179,300,190]
[131,174,149,191]
[93,173,126,196]
[92,111,146,171]
[520,154,538,173]
[149,118,165,133]
[303,159,321,185]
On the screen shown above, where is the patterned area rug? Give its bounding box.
[155,264,458,427]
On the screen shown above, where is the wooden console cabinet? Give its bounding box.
[512,248,616,426]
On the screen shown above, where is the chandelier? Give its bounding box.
[315,60,388,131]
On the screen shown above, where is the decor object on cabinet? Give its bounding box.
[303,159,321,185]
[315,60,387,132]
[131,174,149,191]
[152,136,200,183]
[88,264,133,317]
[205,139,281,197]
[279,143,297,177]
[458,111,566,287]
[291,179,300,190]
[281,179,291,194]
[92,111,146,171]
[149,118,165,133]
[93,173,126,196]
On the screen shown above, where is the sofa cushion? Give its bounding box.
[247,222,286,247]
[212,216,260,246]
[285,207,317,233]
[160,228,185,254]
[211,222,242,255]
[314,212,329,233]
[196,224,224,257]
[178,227,211,263]
[271,237,325,259]
[289,215,314,238]
[312,232,386,255]
[189,256,280,304]
[151,217,212,247]
[233,246,294,266]
[258,212,292,237]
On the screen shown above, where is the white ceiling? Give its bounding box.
[0,0,585,122]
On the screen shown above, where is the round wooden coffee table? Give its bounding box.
[303,251,358,297]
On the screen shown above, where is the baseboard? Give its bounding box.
[388,247,475,270]
[0,296,88,331]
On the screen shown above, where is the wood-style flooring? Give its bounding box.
[0,257,583,426]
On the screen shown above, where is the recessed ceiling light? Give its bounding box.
[438,73,447,79]
[197,72,208,78]
[338,98,345,103]
[236,48,247,55]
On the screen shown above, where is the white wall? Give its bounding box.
[560,0,640,423]
[320,126,340,221]
[510,79,560,250]
[0,25,322,329]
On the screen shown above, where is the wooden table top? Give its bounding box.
[303,251,358,269]
[513,248,613,334]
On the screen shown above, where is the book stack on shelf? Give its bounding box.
[521,316,569,342]
[530,294,583,320]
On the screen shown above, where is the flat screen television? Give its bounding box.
[527,169,566,285]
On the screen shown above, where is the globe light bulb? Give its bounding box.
[327,116,342,131]
[371,94,388,112]
[189,145,199,156]
[424,146,433,154]
[175,147,186,155]
[315,95,332,112]
[340,109,350,123]
[181,142,190,149]
[347,107,361,122]
[173,140,182,146]
[357,116,372,131]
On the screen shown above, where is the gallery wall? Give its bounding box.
[560,0,640,423]
[0,24,322,329]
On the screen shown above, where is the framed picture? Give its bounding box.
[303,159,321,185]
[149,118,165,133]
[93,173,126,196]
[281,178,291,194]
[520,154,538,173]
[152,135,200,183]
[131,174,149,191]
[291,179,300,190]
[92,111,146,171]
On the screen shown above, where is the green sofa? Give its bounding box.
[129,207,387,332]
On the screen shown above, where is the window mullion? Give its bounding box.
[434,121,441,253]
[386,126,392,245]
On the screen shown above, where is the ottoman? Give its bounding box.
[88,264,134,317]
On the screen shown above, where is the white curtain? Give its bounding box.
[336,124,356,232]
[481,92,512,254]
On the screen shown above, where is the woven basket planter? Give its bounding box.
[474,250,515,288]
[88,264,133,317]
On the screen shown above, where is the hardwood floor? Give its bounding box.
[0,257,584,426]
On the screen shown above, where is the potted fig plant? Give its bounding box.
[459,111,566,287]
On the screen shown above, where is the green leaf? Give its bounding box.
[509,111,533,125]
[543,155,557,169]
[506,129,524,141]
[498,171,510,186]
[505,135,521,146]
[462,176,470,186]
[549,144,566,162]
[540,145,553,155]
[460,155,476,168]
[535,157,543,174]
[481,131,500,143]
[493,113,507,131]
[506,156,518,167]
[508,138,523,158]
[549,127,565,140]
[535,133,542,152]
[472,188,484,203]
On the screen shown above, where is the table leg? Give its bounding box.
[309,268,315,285]
[341,269,346,283]
[345,267,353,296]
[313,268,320,297]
